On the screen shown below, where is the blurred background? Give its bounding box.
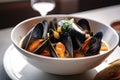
[0,0,120,29]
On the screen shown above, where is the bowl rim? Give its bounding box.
[11,14,119,61]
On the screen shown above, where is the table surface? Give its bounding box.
[0,4,120,80]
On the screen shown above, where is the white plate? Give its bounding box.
[3,44,120,80]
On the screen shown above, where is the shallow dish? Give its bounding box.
[11,15,119,75]
[111,20,120,46]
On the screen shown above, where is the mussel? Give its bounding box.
[20,17,105,58]
[21,22,50,55]
[77,19,91,34]
[21,23,44,50]
[60,32,73,57]
[49,18,58,30]
[48,30,74,58]
[80,32,103,56]
[69,28,86,50]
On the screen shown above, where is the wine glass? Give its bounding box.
[31,0,55,16]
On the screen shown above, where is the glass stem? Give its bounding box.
[39,11,48,16]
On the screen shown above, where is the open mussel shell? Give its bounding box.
[69,28,86,50]
[34,39,49,54]
[48,40,58,57]
[48,32,74,58]
[21,21,52,56]
[21,23,44,49]
[49,18,58,31]
[83,32,103,56]
[77,19,91,33]
[61,32,73,57]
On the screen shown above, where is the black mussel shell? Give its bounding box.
[61,32,73,57]
[77,19,91,33]
[48,39,58,57]
[34,39,49,55]
[69,29,86,50]
[85,32,103,56]
[49,18,58,31]
[21,23,44,49]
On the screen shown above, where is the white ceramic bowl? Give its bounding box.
[11,15,119,75]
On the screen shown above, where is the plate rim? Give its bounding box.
[3,44,120,80]
[3,44,19,80]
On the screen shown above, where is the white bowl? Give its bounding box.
[11,15,119,75]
